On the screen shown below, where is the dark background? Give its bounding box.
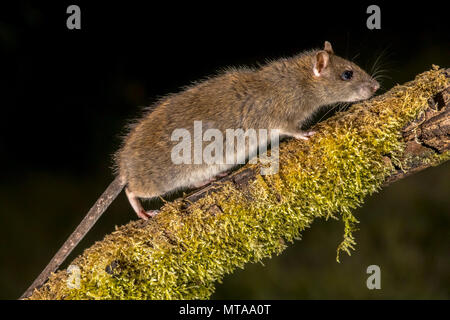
[0,1,449,299]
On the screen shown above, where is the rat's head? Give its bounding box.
[310,41,379,104]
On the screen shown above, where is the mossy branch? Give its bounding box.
[27,67,450,300]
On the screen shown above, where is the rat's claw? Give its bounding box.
[138,209,149,220]
[138,209,159,220]
[145,210,159,217]
[293,131,316,140]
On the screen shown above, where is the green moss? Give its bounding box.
[30,67,449,300]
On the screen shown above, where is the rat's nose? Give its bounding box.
[371,81,380,93]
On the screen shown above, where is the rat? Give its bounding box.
[21,41,379,298]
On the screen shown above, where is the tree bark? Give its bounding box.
[383,86,450,185]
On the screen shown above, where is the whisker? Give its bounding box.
[339,102,350,112]
[317,104,339,123]
[374,74,392,82]
[370,45,395,82]
[372,68,391,77]
[351,52,361,61]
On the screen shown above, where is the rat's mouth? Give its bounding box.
[356,84,379,101]
[345,91,372,102]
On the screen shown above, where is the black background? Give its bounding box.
[0,1,449,299]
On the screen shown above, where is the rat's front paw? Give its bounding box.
[293,131,316,140]
[138,209,159,220]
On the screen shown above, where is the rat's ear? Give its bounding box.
[324,41,334,54]
[313,51,329,77]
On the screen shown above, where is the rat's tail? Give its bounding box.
[20,176,126,299]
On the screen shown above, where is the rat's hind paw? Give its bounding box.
[138,209,159,220]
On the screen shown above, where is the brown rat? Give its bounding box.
[21,41,379,298]
[117,40,379,219]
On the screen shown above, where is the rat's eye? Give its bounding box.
[341,70,353,81]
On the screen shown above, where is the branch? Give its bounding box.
[384,85,450,185]
[27,67,449,300]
